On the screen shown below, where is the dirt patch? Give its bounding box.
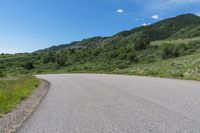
[0,79,50,133]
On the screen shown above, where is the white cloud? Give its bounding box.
[142,23,148,26]
[124,0,200,15]
[142,23,151,26]
[116,9,124,13]
[151,15,159,20]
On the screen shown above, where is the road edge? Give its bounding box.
[0,79,50,133]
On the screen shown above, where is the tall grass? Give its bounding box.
[113,53,200,80]
[0,75,39,115]
[151,37,200,46]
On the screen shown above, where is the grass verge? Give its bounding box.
[113,53,200,80]
[0,75,40,115]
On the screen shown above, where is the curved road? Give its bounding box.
[18,74,200,133]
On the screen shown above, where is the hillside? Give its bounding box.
[38,13,200,52]
[1,13,200,80]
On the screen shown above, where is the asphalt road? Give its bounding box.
[18,74,200,133]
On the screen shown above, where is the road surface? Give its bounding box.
[18,74,200,133]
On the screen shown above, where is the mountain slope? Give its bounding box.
[1,13,200,80]
[113,14,200,43]
[37,14,200,52]
[170,25,200,39]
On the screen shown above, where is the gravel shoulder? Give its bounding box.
[0,79,49,133]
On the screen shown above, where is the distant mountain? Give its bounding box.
[37,13,200,52]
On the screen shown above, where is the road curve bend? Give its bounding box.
[18,74,200,133]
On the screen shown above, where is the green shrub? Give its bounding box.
[0,71,6,78]
[162,43,187,59]
[23,62,35,70]
[134,35,150,51]
[169,70,184,77]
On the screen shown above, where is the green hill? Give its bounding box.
[1,13,200,80]
[38,13,200,52]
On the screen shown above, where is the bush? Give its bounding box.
[0,71,6,78]
[23,62,34,70]
[56,56,66,67]
[145,55,157,63]
[134,35,150,51]
[162,43,187,59]
[169,70,184,77]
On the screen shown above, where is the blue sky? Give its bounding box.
[0,0,200,53]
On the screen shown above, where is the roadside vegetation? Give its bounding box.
[1,37,200,80]
[0,75,39,115]
[1,15,200,113]
[113,52,200,80]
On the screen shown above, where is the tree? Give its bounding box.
[23,62,34,70]
[0,71,6,78]
[162,43,186,59]
[43,55,51,64]
[56,56,66,67]
[134,35,150,51]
